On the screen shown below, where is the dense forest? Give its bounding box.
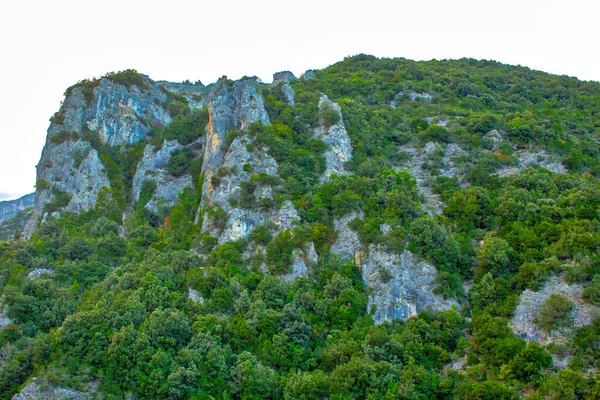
[1,55,600,399]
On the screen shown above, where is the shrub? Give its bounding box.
[106,69,148,90]
[321,107,341,127]
[167,148,195,177]
[535,294,574,332]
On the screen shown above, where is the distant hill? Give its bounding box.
[0,193,33,223]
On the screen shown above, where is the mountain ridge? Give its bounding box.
[1,55,600,399]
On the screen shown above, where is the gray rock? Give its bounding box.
[207,135,277,214]
[0,303,11,330]
[272,71,297,85]
[188,287,204,304]
[330,211,363,261]
[27,269,54,280]
[283,242,318,282]
[395,142,465,216]
[282,83,295,107]
[390,91,432,107]
[314,96,353,182]
[301,69,317,80]
[509,276,598,346]
[12,377,97,400]
[132,140,194,212]
[497,150,567,177]
[87,78,171,146]
[25,74,171,237]
[360,246,459,324]
[200,77,270,210]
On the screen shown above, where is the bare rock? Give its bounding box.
[498,150,567,177]
[283,242,318,281]
[12,377,97,400]
[132,140,193,212]
[26,74,171,237]
[361,246,459,324]
[27,269,54,281]
[509,276,598,345]
[330,211,363,261]
[301,70,317,80]
[0,303,11,331]
[314,96,353,182]
[390,91,432,107]
[188,287,204,304]
[272,71,296,85]
[200,77,270,210]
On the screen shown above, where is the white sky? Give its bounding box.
[0,0,598,201]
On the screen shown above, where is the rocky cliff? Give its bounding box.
[19,69,457,324]
[24,72,172,237]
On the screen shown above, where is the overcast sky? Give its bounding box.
[0,0,598,201]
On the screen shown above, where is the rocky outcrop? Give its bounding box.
[390,91,432,107]
[330,210,457,323]
[27,268,55,281]
[314,96,353,181]
[498,150,567,177]
[87,78,171,145]
[12,377,97,400]
[0,304,11,331]
[272,71,297,106]
[0,194,34,223]
[198,77,307,246]
[396,142,465,216]
[272,71,296,85]
[361,246,459,324]
[188,287,204,304]
[200,77,270,209]
[301,70,317,80]
[25,74,172,237]
[25,139,111,237]
[330,211,363,261]
[283,242,318,281]
[132,140,194,211]
[509,276,597,345]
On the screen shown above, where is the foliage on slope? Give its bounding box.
[1,56,600,398]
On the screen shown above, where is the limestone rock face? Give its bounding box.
[301,69,317,79]
[25,138,111,237]
[132,140,194,211]
[510,276,597,345]
[314,96,353,181]
[283,242,318,282]
[272,71,296,85]
[330,209,458,323]
[361,246,459,324]
[12,377,97,400]
[272,72,297,107]
[197,77,307,246]
[25,74,171,237]
[200,77,271,208]
[0,194,34,223]
[87,78,171,146]
[330,211,363,261]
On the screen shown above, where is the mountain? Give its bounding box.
[1,55,600,399]
[0,193,33,223]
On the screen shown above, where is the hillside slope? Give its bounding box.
[1,55,600,399]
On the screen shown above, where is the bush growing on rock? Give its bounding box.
[535,294,574,332]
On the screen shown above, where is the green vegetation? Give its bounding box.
[535,294,575,332]
[2,55,600,398]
